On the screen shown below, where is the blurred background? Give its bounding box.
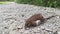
[0,0,60,8]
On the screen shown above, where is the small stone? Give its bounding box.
[44,9,46,10]
[17,27,23,30]
[13,28,16,31]
[0,31,2,34]
[24,30,29,34]
[2,32,4,34]
[40,26,45,30]
[17,25,23,30]
[25,28,30,30]
[45,28,52,32]
[57,31,60,34]
[53,31,58,34]
[49,32,52,34]
[56,16,60,19]
[22,14,24,17]
[48,25,52,27]
[37,28,40,30]
[4,27,8,29]
[55,23,59,26]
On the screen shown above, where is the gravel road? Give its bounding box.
[0,2,60,34]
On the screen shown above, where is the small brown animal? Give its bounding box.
[25,13,57,29]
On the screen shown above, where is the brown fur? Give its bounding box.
[25,13,57,29]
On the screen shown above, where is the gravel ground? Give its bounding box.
[0,2,60,34]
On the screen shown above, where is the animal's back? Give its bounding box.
[27,14,44,22]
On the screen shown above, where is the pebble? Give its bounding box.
[56,16,60,19]
[57,31,60,34]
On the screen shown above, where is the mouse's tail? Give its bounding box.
[46,15,58,20]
